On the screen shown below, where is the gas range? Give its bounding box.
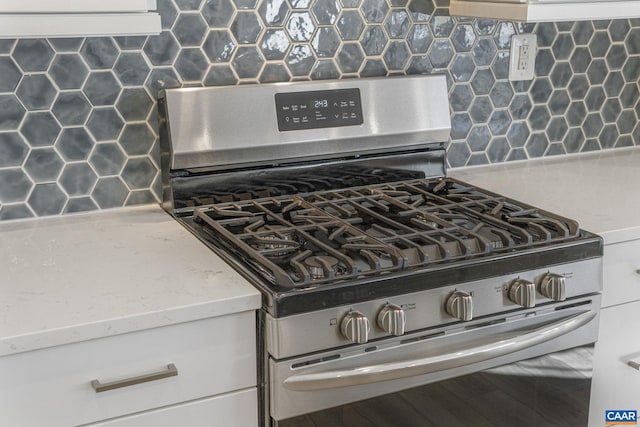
[158,74,602,424]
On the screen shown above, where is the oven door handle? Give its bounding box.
[283,310,596,391]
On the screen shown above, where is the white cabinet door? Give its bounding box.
[588,300,640,427]
[602,239,640,307]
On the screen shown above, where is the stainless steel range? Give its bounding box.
[158,75,603,427]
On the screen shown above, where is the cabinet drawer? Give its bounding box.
[0,311,256,427]
[588,301,640,427]
[603,239,640,307]
[87,388,258,427]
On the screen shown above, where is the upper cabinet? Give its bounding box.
[450,0,640,22]
[0,0,161,38]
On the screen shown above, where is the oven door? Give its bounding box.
[269,295,600,426]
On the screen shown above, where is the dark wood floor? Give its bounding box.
[278,346,593,427]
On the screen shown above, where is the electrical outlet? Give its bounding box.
[509,34,537,81]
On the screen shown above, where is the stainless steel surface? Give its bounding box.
[340,311,370,344]
[508,278,536,307]
[376,303,406,336]
[161,75,450,171]
[265,258,601,359]
[540,272,567,301]
[269,295,600,420]
[445,290,473,321]
[90,363,178,393]
[283,311,596,391]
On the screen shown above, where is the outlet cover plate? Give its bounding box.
[509,34,537,81]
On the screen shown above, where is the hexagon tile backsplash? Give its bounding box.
[0,0,639,221]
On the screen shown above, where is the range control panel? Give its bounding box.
[275,88,363,131]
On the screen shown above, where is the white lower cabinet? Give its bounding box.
[588,300,640,426]
[86,388,257,427]
[0,311,257,427]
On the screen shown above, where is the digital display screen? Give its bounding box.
[275,88,363,131]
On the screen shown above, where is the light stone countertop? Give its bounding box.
[0,205,261,357]
[449,147,640,245]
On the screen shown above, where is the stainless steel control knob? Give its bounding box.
[445,291,473,321]
[340,311,370,344]
[508,278,536,308]
[539,273,566,301]
[377,303,406,336]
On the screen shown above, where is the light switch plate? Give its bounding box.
[509,34,537,81]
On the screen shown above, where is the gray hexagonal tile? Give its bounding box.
[16,75,56,111]
[0,39,15,54]
[52,92,92,126]
[507,122,531,148]
[534,48,554,76]
[622,56,640,82]
[144,31,180,66]
[428,39,454,69]
[487,136,509,163]
[12,39,54,72]
[450,54,474,82]
[113,36,148,50]
[232,46,265,79]
[258,0,290,26]
[145,68,181,98]
[310,59,341,80]
[56,127,94,161]
[407,24,433,54]
[469,96,492,123]
[606,44,626,70]
[92,177,128,208]
[406,56,433,75]
[175,48,209,81]
[569,46,591,73]
[620,84,640,109]
[604,71,624,97]
[408,0,434,21]
[339,0,359,6]
[337,10,365,41]
[489,81,513,108]
[173,14,209,46]
[617,109,636,134]
[234,0,258,8]
[28,183,67,216]
[450,83,474,112]
[384,10,410,40]
[451,24,476,53]
[158,0,179,29]
[81,38,119,70]
[468,125,491,151]
[564,127,585,152]
[205,30,237,62]
[125,190,157,206]
[536,23,557,48]
[625,28,640,54]
[566,100,587,127]
[493,21,515,49]
[467,153,489,166]
[362,0,389,23]
[472,38,497,67]
[546,116,568,142]
[549,62,572,89]
[571,21,593,46]
[49,54,89,90]
[231,11,264,44]
[202,0,235,27]
[83,71,122,106]
[610,20,631,42]
[261,29,291,60]
[121,157,157,190]
[451,112,472,140]
[116,88,153,121]
[446,141,471,167]
[530,77,554,104]
[583,112,603,138]
[286,44,316,76]
[529,105,551,131]
[20,112,61,147]
[589,31,611,58]
[488,110,511,136]
[0,204,34,221]
[474,19,498,36]
[286,12,315,42]
[548,89,570,116]
[49,38,84,52]
[551,33,574,60]
[430,16,455,38]
[491,51,510,80]
[509,93,533,120]
[63,197,98,214]
[260,63,292,83]
[86,108,124,142]
[0,95,26,131]
[0,169,33,203]
[24,148,64,183]
[525,132,549,157]
[119,123,155,155]
[89,143,126,176]
[0,133,29,167]
[60,163,98,197]
[586,58,608,85]
[383,41,410,71]
[602,98,622,123]
[114,52,150,86]
[585,86,606,111]
[336,43,365,74]
[599,124,619,148]
[0,57,22,92]
[204,65,238,86]
[471,69,494,96]
[568,74,589,100]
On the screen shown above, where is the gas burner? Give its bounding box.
[303,255,339,279]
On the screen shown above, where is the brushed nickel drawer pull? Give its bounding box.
[629,359,640,371]
[91,363,178,393]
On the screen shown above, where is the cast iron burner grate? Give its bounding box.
[193,178,580,289]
